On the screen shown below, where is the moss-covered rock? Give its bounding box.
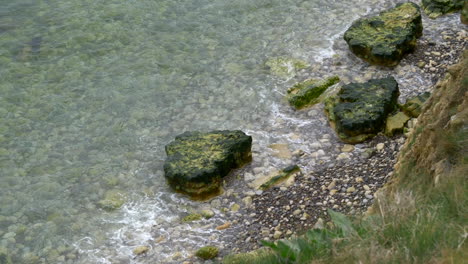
[259,165,301,190]
[461,1,468,24]
[401,92,431,118]
[181,213,202,222]
[325,77,400,143]
[164,130,252,199]
[344,2,422,67]
[133,245,149,256]
[385,112,410,136]
[287,76,340,109]
[422,0,464,18]
[265,57,309,78]
[195,246,219,260]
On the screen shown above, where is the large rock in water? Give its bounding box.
[164,130,252,199]
[344,2,422,67]
[325,77,399,143]
[422,0,464,18]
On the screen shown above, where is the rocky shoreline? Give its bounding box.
[229,135,404,253]
[154,8,467,264]
[214,13,465,264]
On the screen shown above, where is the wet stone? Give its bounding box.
[164,130,252,198]
[344,2,423,66]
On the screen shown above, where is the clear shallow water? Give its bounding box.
[0,0,462,263]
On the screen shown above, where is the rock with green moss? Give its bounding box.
[181,213,202,222]
[265,57,309,78]
[97,189,127,211]
[344,2,422,67]
[133,245,149,255]
[385,112,410,136]
[422,0,464,18]
[164,130,252,199]
[195,246,219,260]
[287,76,340,109]
[259,165,301,190]
[325,77,399,143]
[401,92,430,118]
[461,1,468,24]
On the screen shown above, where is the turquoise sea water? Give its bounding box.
[1,0,455,263]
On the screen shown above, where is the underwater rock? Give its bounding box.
[97,190,127,211]
[422,0,464,18]
[0,247,12,264]
[265,57,309,78]
[164,130,252,199]
[287,76,340,109]
[344,2,422,67]
[133,246,149,256]
[401,92,431,118]
[181,213,202,222]
[195,246,219,260]
[325,77,399,143]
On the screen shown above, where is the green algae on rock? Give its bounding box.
[422,0,464,18]
[287,76,340,109]
[195,246,219,260]
[265,57,309,78]
[385,111,410,136]
[401,92,431,118]
[259,165,301,190]
[325,77,400,143]
[344,2,423,67]
[181,213,202,222]
[164,130,252,199]
[133,245,149,256]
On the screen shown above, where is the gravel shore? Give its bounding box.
[169,12,466,264]
[218,15,467,259]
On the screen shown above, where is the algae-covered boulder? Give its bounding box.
[287,76,340,109]
[401,92,431,118]
[344,2,422,67]
[325,77,399,143]
[164,130,252,199]
[422,0,464,18]
[195,246,219,260]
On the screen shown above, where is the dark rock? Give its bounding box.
[344,2,422,67]
[422,0,464,18]
[287,76,340,109]
[164,130,252,199]
[401,92,431,118]
[325,77,399,143]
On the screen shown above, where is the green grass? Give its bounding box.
[224,126,467,264]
